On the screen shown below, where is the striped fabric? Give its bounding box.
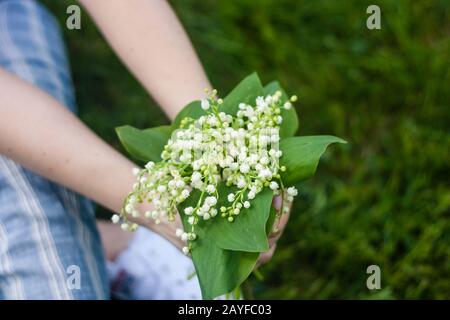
[0,0,109,299]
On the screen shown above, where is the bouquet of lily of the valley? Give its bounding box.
[114,73,346,299]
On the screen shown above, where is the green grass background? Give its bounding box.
[42,0,449,299]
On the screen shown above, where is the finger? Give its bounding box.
[268,236,277,247]
[257,244,277,268]
[269,211,290,240]
[272,195,282,212]
[277,211,290,230]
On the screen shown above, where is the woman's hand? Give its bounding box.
[136,194,291,262]
[135,203,187,252]
[257,195,291,267]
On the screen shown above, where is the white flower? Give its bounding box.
[184,207,194,215]
[240,163,250,174]
[206,184,215,193]
[258,169,272,180]
[181,232,189,242]
[132,167,140,176]
[176,228,184,237]
[111,214,120,224]
[203,213,211,220]
[145,161,155,170]
[269,181,279,190]
[287,186,298,196]
[125,204,134,214]
[182,246,190,255]
[256,96,267,108]
[188,216,195,225]
[248,191,256,199]
[205,196,217,206]
[201,99,210,110]
[276,116,283,124]
[191,171,202,182]
[237,179,246,189]
[181,189,190,198]
[227,193,235,202]
[283,102,292,110]
[260,156,269,165]
[176,180,185,188]
[157,185,167,193]
[139,176,147,184]
[244,201,250,208]
[121,223,129,231]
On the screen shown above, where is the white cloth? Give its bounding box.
[107,227,203,300]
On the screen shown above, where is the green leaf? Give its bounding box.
[264,80,299,138]
[116,125,171,162]
[191,228,259,300]
[171,72,264,131]
[202,184,273,252]
[171,100,206,131]
[221,72,265,115]
[178,191,259,299]
[279,135,347,185]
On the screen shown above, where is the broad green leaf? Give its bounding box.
[171,100,206,131]
[190,227,259,300]
[221,72,265,115]
[264,80,299,138]
[116,125,171,162]
[279,135,347,185]
[171,72,264,131]
[178,190,259,299]
[202,184,273,252]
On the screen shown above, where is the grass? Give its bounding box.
[42,0,449,299]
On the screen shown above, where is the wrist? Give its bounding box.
[131,203,183,250]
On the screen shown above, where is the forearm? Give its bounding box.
[0,68,134,214]
[0,69,181,247]
[79,0,211,119]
